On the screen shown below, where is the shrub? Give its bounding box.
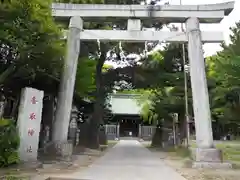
[0,119,20,167]
[1,176,28,180]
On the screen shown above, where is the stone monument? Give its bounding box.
[17,87,44,167]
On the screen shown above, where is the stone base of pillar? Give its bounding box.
[20,160,43,169]
[191,148,232,169]
[46,140,73,161]
[192,161,232,169]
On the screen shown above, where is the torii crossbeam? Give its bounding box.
[52,2,234,23]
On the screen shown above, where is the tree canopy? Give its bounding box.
[0,0,64,96]
[2,0,240,147]
[129,21,240,139]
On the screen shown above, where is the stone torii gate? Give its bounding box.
[51,2,234,167]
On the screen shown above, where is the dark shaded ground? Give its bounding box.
[0,141,118,180]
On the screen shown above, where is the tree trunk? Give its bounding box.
[10,95,20,120]
[151,126,163,147]
[88,101,101,149]
[178,113,187,146]
[79,121,90,147]
[41,95,55,141]
[0,95,5,119]
[99,125,107,145]
[88,51,106,149]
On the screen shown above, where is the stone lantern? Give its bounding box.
[68,105,78,145]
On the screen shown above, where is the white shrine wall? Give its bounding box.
[108,94,143,115]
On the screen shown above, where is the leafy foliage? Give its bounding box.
[0,0,100,100]
[0,119,20,167]
[75,57,96,98]
[135,21,240,138]
[0,0,64,96]
[208,22,240,126]
[131,42,191,126]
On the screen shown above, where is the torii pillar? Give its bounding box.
[52,16,82,144]
[186,17,231,168]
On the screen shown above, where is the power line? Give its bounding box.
[180,0,190,148]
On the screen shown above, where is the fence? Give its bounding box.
[139,126,156,140]
[104,124,119,140]
[104,124,173,142]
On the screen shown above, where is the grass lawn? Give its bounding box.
[190,141,240,168]
[108,140,118,146]
[0,176,29,180]
[216,143,240,168]
[146,141,240,180]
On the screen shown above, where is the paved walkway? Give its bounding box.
[68,140,186,180]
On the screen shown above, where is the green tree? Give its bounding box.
[0,0,99,122]
[213,23,240,117]
[206,21,240,137]
[54,0,170,148]
[75,57,96,98]
[131,43,191,146]
[0,0,64,97]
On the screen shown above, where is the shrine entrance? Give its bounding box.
[120,119,139,137]
[51,2,235,167]
[118,115,140,137]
